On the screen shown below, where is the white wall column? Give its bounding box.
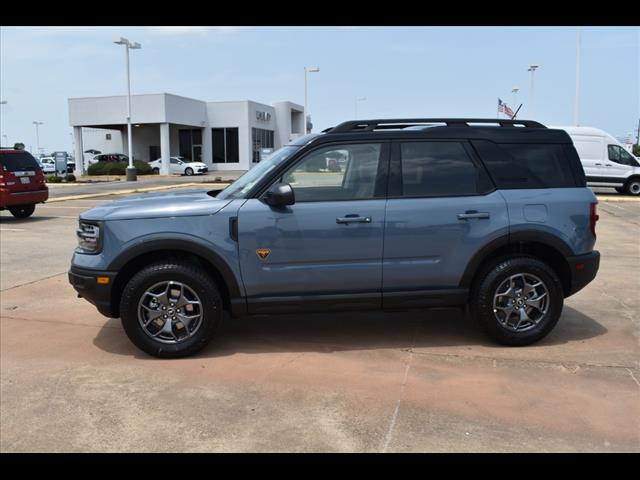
[73,126,85,175]
[202,125,212,168]
[160,123,170,175]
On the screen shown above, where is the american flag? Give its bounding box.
[498,98,515,119]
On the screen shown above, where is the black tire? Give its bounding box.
[615,187,625,194]
[152,167,160,174]
[120,261,223,358]
[8,204,36,218]
[470,255,564,346]
[624,178,640,196]
[184,167,194,176]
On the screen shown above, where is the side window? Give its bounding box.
[170,158,178,164]
[399,141,491,197]
[608,145,639,167]
[280,143,382,202]
[475,141,578,189]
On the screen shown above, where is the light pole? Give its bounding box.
[304,66,320,134]
[0,100,7,146]
[114,37,142,181]
[32,121,43,155]
[527,64,540,118]
[511,87,520,110]
[574,27,582,126]
[355,97,366,119]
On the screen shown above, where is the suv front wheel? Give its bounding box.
[120,261,223,358]
[470,255,564,346]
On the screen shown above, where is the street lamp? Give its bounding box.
[304,66,320,134]
[32,121,43,155]
[114,36,142,181]
[527,64,540,118]
[355,97,366,119]
[0,101,7,147]
[511,87,520,110]
[574,27,582,126]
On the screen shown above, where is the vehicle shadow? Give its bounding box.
[92,305,608,359]
[0,215,57,224]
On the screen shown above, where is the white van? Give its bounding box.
[552,126,640,195]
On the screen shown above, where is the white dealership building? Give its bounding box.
[68,93,305,174]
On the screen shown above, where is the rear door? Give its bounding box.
[571,135,605,181]
[0,151,44,193]
[382,140,509,307]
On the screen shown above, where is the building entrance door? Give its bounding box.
[192,145,202,162]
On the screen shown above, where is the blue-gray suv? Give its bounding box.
[69,119,601,358]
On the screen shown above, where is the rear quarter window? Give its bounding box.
[0,151,41,172]
[472,140,579,189]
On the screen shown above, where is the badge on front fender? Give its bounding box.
[256,249,271,260]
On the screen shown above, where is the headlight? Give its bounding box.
[76,221,102,254]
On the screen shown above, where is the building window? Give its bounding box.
[178,129,203,162]
[106,133,112,140]
[252,128,274,162]
[212,127,239,163]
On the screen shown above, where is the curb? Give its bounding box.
[47,182,230,203]
[596,196,640,203]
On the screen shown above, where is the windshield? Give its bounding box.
[216,146,299,200]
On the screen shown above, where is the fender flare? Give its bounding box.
[459,229,574,288]
[108,235,243,302]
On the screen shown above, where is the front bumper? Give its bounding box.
[566,251,600,297]
[68,266,118,318]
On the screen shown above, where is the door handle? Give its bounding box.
[457,211,490,220]
[336,215,372,224]
[594,163,602,166]
[605,164,612,167]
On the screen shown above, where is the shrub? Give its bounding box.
[45,174,63,183]
[64,174,76,182]
[87,161,153,176]
[133,160,152,175]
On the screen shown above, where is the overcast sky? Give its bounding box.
[1,26,638,152]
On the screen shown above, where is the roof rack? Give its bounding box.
[328,118,546,133]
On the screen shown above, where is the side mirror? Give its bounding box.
[263,183,295,207]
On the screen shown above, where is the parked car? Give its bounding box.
[148,156,209,176]
[1,149,49,218]
[69,118,600,358]
[90,153,129,165]
[553,126,640,195]
[39,156,59,174]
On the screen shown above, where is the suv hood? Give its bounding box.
[80,189,231,221]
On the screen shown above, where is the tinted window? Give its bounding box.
[0,151,41,172]
[608,145,639,167]
[399,142,490,197]
[280,143,382,202]
[474,141,577,189]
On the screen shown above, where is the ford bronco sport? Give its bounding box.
[69,119,600,358]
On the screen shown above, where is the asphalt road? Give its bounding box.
[1,188,638,452]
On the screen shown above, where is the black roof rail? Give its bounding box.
[328,118,546,133]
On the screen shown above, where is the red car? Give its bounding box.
[0,149,49,218]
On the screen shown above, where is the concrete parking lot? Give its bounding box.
[1,186,638,452]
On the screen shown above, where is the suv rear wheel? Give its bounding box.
[120,261,223,358]
[9,204,36,218]
[470,255,564,346]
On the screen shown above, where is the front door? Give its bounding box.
[237,142,389,313]
[382,140,509,308]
